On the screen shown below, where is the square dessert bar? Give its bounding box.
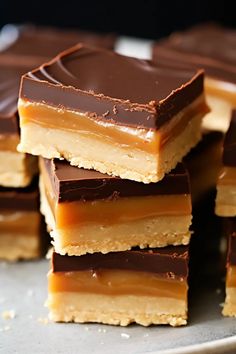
[0,25,116,67]
[0,63,38,187]
[18,44,208,183]
[40,158,192,255]
[47,247,189,326]
[223,219,236,317]
[153,23,236,132]
[215,110,236,216]
[0,181,47,261]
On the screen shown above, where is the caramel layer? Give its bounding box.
[56,194,191,228]
[0,134,20,152]
[218,167,236,185]
[19,95,206,154]
[226,266,236,288]
[0,211,40,236]
[48,269,187,300]
[205,77,236,104]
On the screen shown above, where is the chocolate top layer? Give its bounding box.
[223,110,236,167]
[42,158,190,203]
[0,25,116,66]
[0,27,115,135]
[52,246,189,279]
[0,179,39,211]
[20,44,204,129]
[153,23,236,84]
[0,64,32,134]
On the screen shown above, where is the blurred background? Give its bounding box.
[0,0,235,39]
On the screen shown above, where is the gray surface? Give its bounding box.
[0,260,236,354]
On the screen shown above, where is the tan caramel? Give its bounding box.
[19,95,206,154]
[0,211,41,236]
[48,269,187,300]
[55,195,191,228]
[0,134,20,152]
[218,167,236,185]
[226,266,236,288]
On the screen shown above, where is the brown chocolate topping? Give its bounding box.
[153,23,236,84]
[42,158,190,203]
[0,179,39,211]
[1,25,116,66]
[0,64,30,134]
[223,110,236,167]
[20,44,204,129]
[52,246,189,279]
[0,27,115,135]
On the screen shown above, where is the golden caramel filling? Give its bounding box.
[0,211,40,236]
[48,269,187,300]
[19,95,206,154]
[226,266,236,288]
[205,77,236,104]
[55,195,191,228]
[0,134,20,152]
[218,167,236,185]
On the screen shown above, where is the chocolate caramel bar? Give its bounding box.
[0,25,116,67]
[0,182,47,261]
[40,158,192,255]
[223,219,236,317]
[215,110,236,216]
[153,23,236,132]
[18,44,208,183]
[47,247,189,326]
[0,63,38,187]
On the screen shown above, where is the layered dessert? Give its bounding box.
[18,44,208,183]
[40,158,192,255]
[153,23,236,132]
[47,247,189,326]
[0,181,47,261]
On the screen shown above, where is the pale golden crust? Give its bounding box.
[47,292,187,327]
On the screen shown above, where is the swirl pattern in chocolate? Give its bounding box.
[20,44,204,129]
[153,23,236,84]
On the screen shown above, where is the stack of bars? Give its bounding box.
[0,25,116,261]
[17,43,210,326]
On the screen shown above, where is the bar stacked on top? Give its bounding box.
[17,44,209,326]
[0,26,116,261]
[152,23,236,132]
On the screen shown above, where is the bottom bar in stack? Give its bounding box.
[223,219,236,317]
[0,182,47,261]
[47,247,189,327]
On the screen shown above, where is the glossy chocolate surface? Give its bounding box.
[0,64,32,134]
[0,27,116,135]
[153,23,236,84]
[0,179,39,211]
[52,246,189,279]
[1,25,116,66]
[223,110,236,167]
[42,158,190,203]
[20,44,204,129]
